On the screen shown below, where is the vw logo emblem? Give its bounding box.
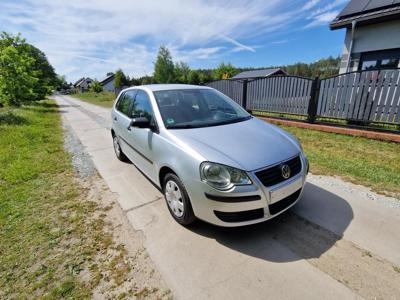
[281,164,291,179]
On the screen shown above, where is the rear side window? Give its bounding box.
[130,90,153,120]
[116,91,135,116]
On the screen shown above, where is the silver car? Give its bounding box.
[111,84,308,227]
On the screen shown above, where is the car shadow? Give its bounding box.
[188,182,353,263]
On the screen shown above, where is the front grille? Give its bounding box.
[255,156,302,187]
[214,208,264,223]
[268,189,301,215]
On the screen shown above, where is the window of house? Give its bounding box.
[361,60,378,71]
[359,48,400,71]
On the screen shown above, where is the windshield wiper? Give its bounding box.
[166,116,252,129]
[167,124,199,129]
[211,115,252,126]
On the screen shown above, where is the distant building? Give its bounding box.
[331,0,400,74]
[100,74,116,92]
[231,68,286,80]
[73,77,93,93]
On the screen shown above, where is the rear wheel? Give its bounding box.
[112,134,129,162]
[163,173,196,226]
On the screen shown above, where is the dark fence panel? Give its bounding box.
[206,80,244,106]
[318,69,400,123]
[247,76,313,116]
[206,69,400,126]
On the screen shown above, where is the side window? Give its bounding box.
[116,91,135,116]
[116,93,131,116]
[130,90,154,120]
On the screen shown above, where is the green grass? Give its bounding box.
[279,125,400,198]
[72,91,116,107]
[0,101,114,298]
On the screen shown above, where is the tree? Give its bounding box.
[25,44,58,100]
[174,61,190,83]
[106,71,114,76]
[0,32,38,106]
[114,69,129,89]
[56,75,70,91]
[153,46,175,83]
[198,70,213,84]
[213,63,238,80]
[188,70,200,85]
[140,76,154,85]
[129,77,142,86]
[90,80,103,93]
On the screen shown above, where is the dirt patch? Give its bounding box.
[63,122,172,299]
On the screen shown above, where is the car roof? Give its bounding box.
[124,84,213,93]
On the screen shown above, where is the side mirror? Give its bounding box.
[128,117,151,129]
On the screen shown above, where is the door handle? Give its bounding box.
[113,117,117,122]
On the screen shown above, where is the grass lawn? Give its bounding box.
[72,91,116,108]
[280,125,400,198]
[0,102,114,298]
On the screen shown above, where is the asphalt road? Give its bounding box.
[54,94,400,300]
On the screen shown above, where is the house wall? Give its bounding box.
[75,79,92,93]
[339,19,400,73]
[102,79,115,92]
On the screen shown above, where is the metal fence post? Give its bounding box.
[242,79,248,110]
[307,76,320,123]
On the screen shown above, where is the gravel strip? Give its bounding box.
[308,173,400,209]
[63,122,97,178]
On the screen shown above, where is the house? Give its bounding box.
[331,0,400,74]
[100,74,116,92]
[231,68,286,80]
[74,77,93,93]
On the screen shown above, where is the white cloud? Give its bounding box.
[304,10,340,28]
[220,35,256,53]
[0,0,348,81]
[302,0,321,11]
[270,40,289,45]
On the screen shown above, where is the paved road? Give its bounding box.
[54,95,400,300]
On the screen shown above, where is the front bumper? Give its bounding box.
[185,154,308,227]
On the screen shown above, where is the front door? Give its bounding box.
[124,89,157,182]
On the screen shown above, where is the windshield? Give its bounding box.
[153,89,251,129]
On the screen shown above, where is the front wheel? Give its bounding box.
[163,173,196,226]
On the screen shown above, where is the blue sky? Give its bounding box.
[0,0,349,82]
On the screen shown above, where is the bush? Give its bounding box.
[90,80,103,93]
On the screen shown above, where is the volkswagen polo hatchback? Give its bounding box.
[111,84,308,227]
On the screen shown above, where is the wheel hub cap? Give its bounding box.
[165,180,184,217]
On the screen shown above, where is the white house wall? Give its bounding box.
[339,19,400,73]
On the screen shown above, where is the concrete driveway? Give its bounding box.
[54,94,400,300]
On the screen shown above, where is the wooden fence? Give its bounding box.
[206,68,400,126]
[206,80,244,106]
[318,69,400,124]
[247,76,314,116]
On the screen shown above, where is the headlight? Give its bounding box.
[200,162,252,190]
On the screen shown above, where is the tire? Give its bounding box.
[163,173,196,226]
[112,134,129,162]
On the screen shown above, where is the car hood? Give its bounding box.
[169,117,301,171]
